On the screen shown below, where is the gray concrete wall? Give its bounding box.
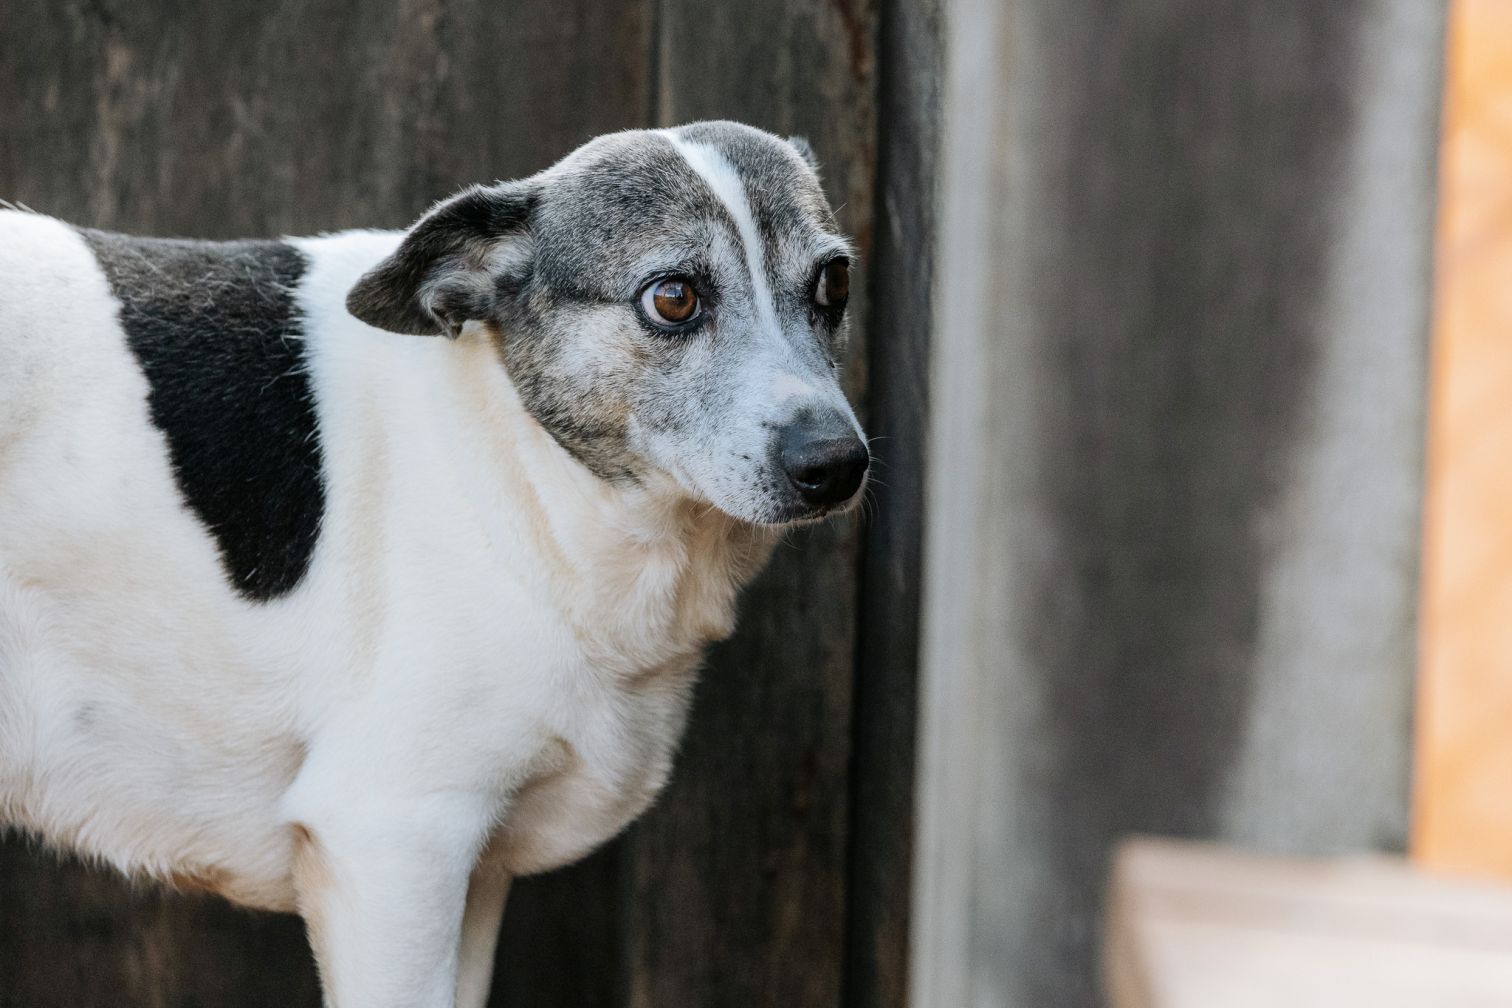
[911,2,1445,1005]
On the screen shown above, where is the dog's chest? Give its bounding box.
[457,521,759,876]
[485,653,700,876]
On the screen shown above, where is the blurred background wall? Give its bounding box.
[913,1,1445,1006]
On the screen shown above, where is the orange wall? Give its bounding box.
[1415,0,1512,878]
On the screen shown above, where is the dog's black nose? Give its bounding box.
[780,432,869,507]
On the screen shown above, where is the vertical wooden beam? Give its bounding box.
[492,847,628,1007]
[845,1,940,1006]
[613,3,878,1005]
[912,1,1444,1005]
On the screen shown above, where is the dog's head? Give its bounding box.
[347,121,868,526]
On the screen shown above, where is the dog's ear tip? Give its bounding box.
[345,267,443,336]
[344,274,379,325]
[344,269,387,326]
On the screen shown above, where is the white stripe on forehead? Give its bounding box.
[663,133,782,335]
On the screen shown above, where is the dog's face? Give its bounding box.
[347,121,868,525]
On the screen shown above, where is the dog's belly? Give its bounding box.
[0,571,306,911]
[0,368,312,908]
[0,713,306,913]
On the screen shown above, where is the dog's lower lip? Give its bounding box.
[748,499,853,527]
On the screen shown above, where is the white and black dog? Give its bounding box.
[0,120,867,1007]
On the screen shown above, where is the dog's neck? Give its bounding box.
[438,325,776,669]
[299,230,776,673]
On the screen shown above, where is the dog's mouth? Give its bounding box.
[737,474,870,528]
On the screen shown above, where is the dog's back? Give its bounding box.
[0,210,114,451]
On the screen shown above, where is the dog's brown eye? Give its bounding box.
[816,258,850,308]
[641,277,700,326]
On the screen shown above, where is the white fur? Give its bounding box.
[0,212,776,1007]
[666,134,784,337]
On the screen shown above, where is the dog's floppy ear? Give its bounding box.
[788,135,821,174]
[346,182,535,337]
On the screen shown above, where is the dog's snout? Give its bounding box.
[779,425,869,507]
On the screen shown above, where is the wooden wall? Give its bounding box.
[0,1,938,1006]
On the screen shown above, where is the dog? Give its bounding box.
[0,120,867,1007]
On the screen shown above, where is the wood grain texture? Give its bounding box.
[617,4,879,1005]
[0,841,320,1008]
[844,1,939,1006]
[1414,0,1512,882]
[491,847,627,1006]
[0,0,653,238]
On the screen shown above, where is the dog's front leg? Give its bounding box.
[455,865,512,1008]
[291,795,492,1008]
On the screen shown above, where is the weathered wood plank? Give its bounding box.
[844,2,939,1007]
[614,3,878,1006]
[0,0,652,238]
[0,841,320,1008]
[491,847,627,1006]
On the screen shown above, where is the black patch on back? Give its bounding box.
[80,229,324,601]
